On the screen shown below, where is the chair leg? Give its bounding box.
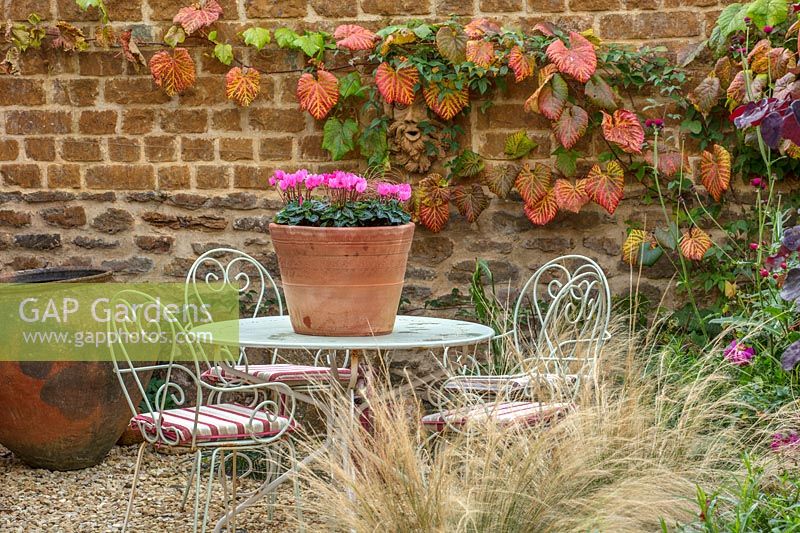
[122,442,147,533]
[201,448,221,533]
[181,450,202,511]
[286,440,304,532]
[192,449,203,533]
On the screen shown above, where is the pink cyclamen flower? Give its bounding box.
[397,183,412,201]
[771,431,800,451]
[355,179,368,193]
[723,339,755,366]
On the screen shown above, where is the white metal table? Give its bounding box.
[191,315,494,531]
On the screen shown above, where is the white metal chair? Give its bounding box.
[108,289,301,532]
[185,248,354,392]
[422,255,611,433]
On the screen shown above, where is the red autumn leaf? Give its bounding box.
[173,0,223,35]
[484,163,518,199]
[52,22,87,52]
[225,66,260,107]
[538,73,568,121]
[688,76,721,118]
[601,109,644,154]
[466,39,495,68]
[452,184,489,223]
[374,63,419,106]
[584,74,618,110]
[524,186,558,226]
[149,48,196,96]
[464,18,501,39]
[645,150,688,177]
[423,82,469,120]
[726,70,748,105]
[119,30,146,68]
[584,161,625,215]
[297,69,339,120]
[680,227,713,261]
[700,144,732,202]
[523,64,558,114]
[508,45,535,82]
[419,203,450,233]
[554,105,589,149]
[416,175,451,233]
[334,24,378,51]
[545,31,597,83]
[553,178,589,213]
[515,162,551,204]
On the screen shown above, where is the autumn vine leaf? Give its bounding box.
[416,175,451,233]
[515,163,551,204]
[645,150,688,177]
[119,30,146,68]
[554,178,589,213]
[680,227,713,261]
[149,48,196,96]
[333,24,378,51]
[435,26,468,63]
[173,0,222,35]
[452,184,490,223]
[52,22,88,52]
[508,45,535,82]
[584,74,618,110]
[466,39,495,68]
[225,67,260,107]
[545,31,597,83]
[296,69,339,120]
[524,187,558,225]
[504,130,537,159]
[374,63,419,106]
[484,164,517,199]
[601,109,645,154]
[464,18,501,39]
[523,64,557,114]
[554,105,589,149]
[700,144,732,202]
[538,73,568,121]
[424,82,470,120]
[584,161,624,215]
[688,75,721,117]
[622,230,663,266]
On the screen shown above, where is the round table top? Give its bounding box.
[191,315,495,350]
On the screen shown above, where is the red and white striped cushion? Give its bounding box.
[131,403,296,444]
[201,364,352,385]
[421,401,570,432]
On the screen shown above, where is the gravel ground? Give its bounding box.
[0,444,321,532]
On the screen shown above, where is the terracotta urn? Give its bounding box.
[269,222,415,336]
[0,267,147,470]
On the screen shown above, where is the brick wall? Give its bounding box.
[0,0,731,306]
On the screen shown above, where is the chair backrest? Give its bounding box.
[512,255,611,383]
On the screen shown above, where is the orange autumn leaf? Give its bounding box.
[601,109,644,154]
[374,63,419,106]
[524,186,558,225]
[423,82,469,120]
[680,227,713,261]
[149,48,196,96]
[296,69,339,120]
[584,161,624,215]
[699,144,732,202]
[554,178,589,213]
[545,31,597,83]
[225,66,260,107]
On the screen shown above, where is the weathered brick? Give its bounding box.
[51,79,99,107]
[310,0,357,16]
[47,164,81,188]
[599,12,701,40]
[160,109,208,133]
[220,138,254,161]
[245,0,306,17]
[259,137,293,161]
[105,78,171,105]
[567,0,618,9]
[14,233,61,250]
[6,111,72,135]
[24,138,54,161]
[91,208,135,234]
[362,0,431,14]
[167,193,208,210]
[22,191,75,203]
[196,166,229,189]
[249,108,306,133]
[101,256,154,274]
[0,210,32,228]
[79,110,118,134]
[526,0,565,10]
[8,0,52,20]
[233,166,272,189]
[233,216,271,233]
[479,0,523,11]
[41,206,86,228]
[108,137,141,162]
[212,109,243,131]
[207,192,258,210]
[182,138,215,161]
[85,165,155,190]
[0,78,46,105]
[135,235,174,253]
[142,212,228,231]
[78,52,125,76]
[122,109,155,134]
[0,140,19,161]
[436,0,474,14]
[144,136,177,162]
[1,164,41,188]
[73,236,119,249]
[179,77,226,106]
[158,166,191,189]
[61,138,102,162]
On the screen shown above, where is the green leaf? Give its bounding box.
[207,30,218,43]
[164,25,186,48]
[358,126,389,167]
[746,0,788,29]
[448,149,485,179]
[654,223,679,250]
[339,71,365,99]
[294,33,325,58]
[681,119,703,134]
[412,24,433,39]
[504,130,537,159]
[709,4,748,47]
[554,147,580,178]
[638,242,664,267]
[274,28,300,49]
[322,117,359,161]
[213,43,233,65]
[242,27,271,50]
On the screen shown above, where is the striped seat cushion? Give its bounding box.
[201,363,352,385]
[421,401,570,432]
[131,403,296,444]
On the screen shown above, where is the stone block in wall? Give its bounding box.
[410,234,454,267]
[73,236,119,249]
[14,234,62,251]
[196,166,230,189]
[25,138,55,161]
[0,78,45,105]
[101,256,154,274]
[22,191,75,203]
[47,165,81,189]
[448,259,519,284]
[6,111,71,135]
[1,164,42,188]
[40,206,87,228]
[135,235,174,253]
[0,140,19,161]
[0,210,32,228]
[245,0,307,18]
[362,0,431,15]
[79,110,118,135]
[310,0,357,17]
[142,212,228,231]
[158,166,191,190]
[85,165,155,190]
[91,208,135,235]
[51,79,99,107]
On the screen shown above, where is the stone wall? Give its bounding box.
[0,0,730,307]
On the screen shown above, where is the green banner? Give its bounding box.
[0,283,240,361]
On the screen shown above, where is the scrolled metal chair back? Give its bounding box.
[512,255,611,389]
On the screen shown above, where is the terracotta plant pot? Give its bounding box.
[270,222,415,336]
[0,267,147,471]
